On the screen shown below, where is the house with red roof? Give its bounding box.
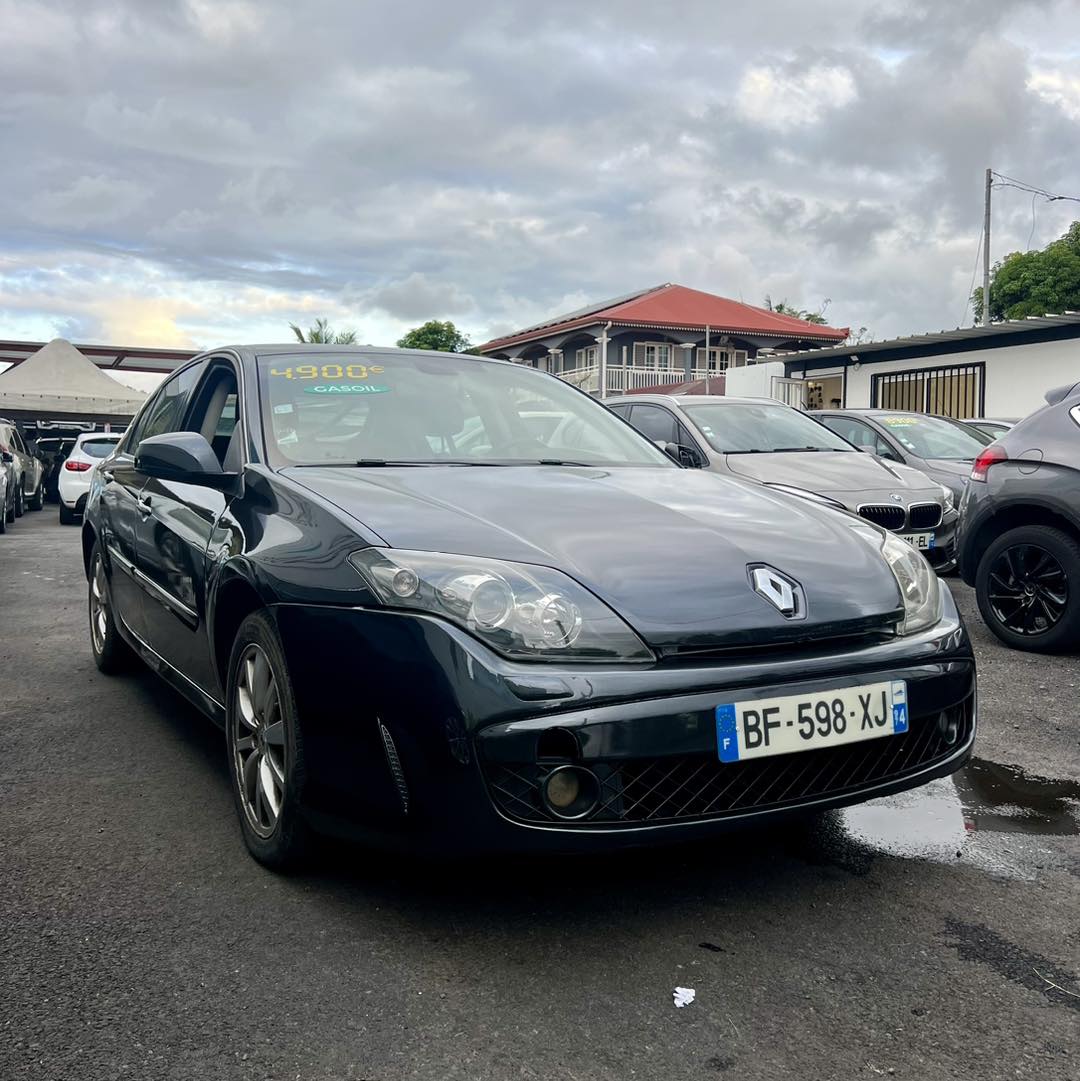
[477,283,848,397]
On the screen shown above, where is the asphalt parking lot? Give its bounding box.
[1,512,1078,1081]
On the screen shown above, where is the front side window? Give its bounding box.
[682,402,855,453]
[126,363,203,451]
[820,416,893,456]
[627,404,677,445]
[257,353,674,468]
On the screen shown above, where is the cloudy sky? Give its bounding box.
[3,0,1080,364]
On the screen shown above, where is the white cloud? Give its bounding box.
[1028,67,1080,120]
[735,62,857,128]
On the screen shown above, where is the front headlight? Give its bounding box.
[879,532,942,634]
[349,548,652,662]
[939,484,954,511]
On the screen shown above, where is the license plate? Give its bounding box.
[899,532,934,550]
[716,680,908,763]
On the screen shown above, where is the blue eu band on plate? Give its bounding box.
[716,680,909,763]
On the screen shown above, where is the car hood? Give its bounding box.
[285,465,904,650]
[722,451,940,501]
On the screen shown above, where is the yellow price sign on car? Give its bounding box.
[269,364,385,381]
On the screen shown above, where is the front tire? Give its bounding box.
[13,482,23,518]
[88,542,134,673]
[59,503,75,525]
[226,611,311,870]
[976,524,1080,652]
[28,480,44,511]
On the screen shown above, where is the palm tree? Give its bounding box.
[289,318,358,345]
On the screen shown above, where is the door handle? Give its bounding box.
[137,495,152,516]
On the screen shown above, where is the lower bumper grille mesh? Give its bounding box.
[483,700,973,827]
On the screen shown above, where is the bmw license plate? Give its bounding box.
[716,680,908,763]
[899,532,934,550]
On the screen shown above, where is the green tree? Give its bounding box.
[289,317,358,345]
[972,221,1080,323]
[396,320,477,353]
[763,296,829,325]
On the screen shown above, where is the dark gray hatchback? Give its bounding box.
[958,382,1080,652]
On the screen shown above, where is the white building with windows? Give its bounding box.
[727,312,1080,419]
[478,283,848,396]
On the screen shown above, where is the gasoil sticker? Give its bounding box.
[302,384,391,395]
[882,417,917,426]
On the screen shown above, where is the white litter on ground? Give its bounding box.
[673,987,696,1008]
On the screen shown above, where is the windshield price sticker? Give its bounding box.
[303,384,390,395]
[715,680,908,763]
[269,363,385,381]
[882,417,918,426]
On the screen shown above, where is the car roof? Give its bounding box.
[78,432,121,441]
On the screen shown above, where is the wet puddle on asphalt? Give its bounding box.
[821,759,1080,877]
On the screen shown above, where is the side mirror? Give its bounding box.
[663,442,702,468]
[135,432,237,490]
[0,451,12,464]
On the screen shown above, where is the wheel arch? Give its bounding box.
[211,570,269,692]
[967,502,1080,582]
[81,521,98,579]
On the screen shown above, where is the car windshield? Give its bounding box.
[681,401,855,453]
[257,352,675,468]
[81,439,120,458]
[875,414,989,459]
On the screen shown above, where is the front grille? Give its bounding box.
[483,699,973,828]
[858,504,906,530]
[908,503,943,530]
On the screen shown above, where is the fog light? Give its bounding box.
[541,765,600,820]
[937,709,959,745]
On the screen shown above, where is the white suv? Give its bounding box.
[58,433,123,524]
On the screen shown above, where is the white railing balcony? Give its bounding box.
[552,364,728,395]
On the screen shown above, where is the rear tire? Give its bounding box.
[59,503,75,525]
[28,481,44,511]
[88,542,134,674]
[13,482,23,518]
[226,611,312,870]
[976,524,1080,653]
[0,500,6,533]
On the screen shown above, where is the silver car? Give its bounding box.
[607,394,957,571]
[0,418,45,516]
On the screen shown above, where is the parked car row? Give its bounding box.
[609,390,1080,655]
[0,421,125,534]
[0,418,46,534]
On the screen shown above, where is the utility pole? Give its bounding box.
[983,167,992,326]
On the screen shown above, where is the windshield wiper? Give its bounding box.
[532,458,594,467]
[726,446,825,454]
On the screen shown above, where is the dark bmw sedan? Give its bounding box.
[83,346,976,868]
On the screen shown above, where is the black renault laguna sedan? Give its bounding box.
[82,345,976,868]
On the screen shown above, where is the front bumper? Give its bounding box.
[273,591,975,853]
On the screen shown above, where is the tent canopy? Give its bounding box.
[0,338,146,417]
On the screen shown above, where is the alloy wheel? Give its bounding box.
[90,555,109,654]
[986,543,1068,637]
[233,644,287,838]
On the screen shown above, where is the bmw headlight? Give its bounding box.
[939,484,954,511]
[879,532,942,634]
[349,548,652,662]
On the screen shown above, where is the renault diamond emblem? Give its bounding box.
[748,564,806,620]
